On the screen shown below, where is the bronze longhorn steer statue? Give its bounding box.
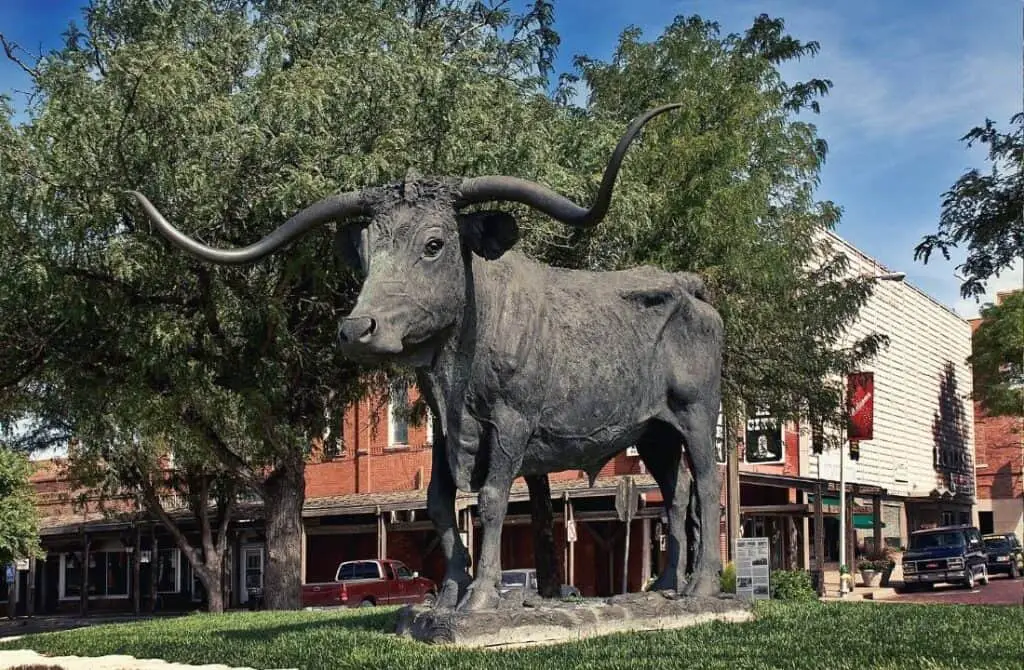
[129,104,724,610]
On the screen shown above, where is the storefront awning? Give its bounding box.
[853,513,885,529]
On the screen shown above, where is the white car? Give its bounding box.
[499,569,582,598]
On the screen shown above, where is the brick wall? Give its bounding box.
[973,402,1023,501]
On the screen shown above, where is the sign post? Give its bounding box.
[615,476,638,594]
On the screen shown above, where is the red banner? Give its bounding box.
[847,372,874,441]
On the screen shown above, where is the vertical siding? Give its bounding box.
[808,232,975,499]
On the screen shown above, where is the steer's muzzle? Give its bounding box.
[338,316,377,345]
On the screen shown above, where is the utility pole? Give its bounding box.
[726,412,741,561]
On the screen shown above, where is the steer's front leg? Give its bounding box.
[457,412,527,611]
[426,437,472,609]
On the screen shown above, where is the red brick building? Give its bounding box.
[3,378,882,616]
[8,234,975,614]
[970,290,1024,539]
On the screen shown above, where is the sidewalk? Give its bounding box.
[818,559,904,602]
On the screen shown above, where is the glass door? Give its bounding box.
[241,547,264,604]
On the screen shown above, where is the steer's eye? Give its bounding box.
[423,238,444,258]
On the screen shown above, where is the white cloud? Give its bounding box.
[954,258,1024,319]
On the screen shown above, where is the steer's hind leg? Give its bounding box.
[636,422,689,593]
[426,438,472,609]
[677,402,723,597]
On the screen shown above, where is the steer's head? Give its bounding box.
[127,104,681,362]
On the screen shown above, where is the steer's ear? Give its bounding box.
[457,210,519,260]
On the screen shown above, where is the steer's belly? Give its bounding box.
[519,421,653,475]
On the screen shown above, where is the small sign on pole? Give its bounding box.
[15,559,29,571]
[734,537,771,600]
[566,519,577,544]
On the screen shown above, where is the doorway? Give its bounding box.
[978,511,994,535]
[239,546,264,604]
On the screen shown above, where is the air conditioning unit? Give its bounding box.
[626,446,640,457]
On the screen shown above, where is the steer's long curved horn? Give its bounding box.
[126,190,371,265]
[456,103,683,227]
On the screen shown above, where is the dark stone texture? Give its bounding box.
[395,592,754,647]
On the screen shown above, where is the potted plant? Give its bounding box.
[858,545,895,587]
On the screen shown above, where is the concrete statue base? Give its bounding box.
[395,591,754,649]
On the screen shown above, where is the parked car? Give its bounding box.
[982,532,1023,579]
[499,568,582,598]
[900,525,990,590]
[301,559,436,608]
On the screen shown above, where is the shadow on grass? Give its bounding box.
[213,608,401,643]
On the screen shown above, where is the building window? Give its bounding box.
[156,548,181,594]
[62,551,131,600]
[389,381,409,447]
[425,407,434,445]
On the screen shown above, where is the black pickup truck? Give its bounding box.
[900,525,990,590]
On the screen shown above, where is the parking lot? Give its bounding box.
[895,575,1023,605]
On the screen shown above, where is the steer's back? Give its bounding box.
[493,255,721,474]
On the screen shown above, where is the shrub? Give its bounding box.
[720,561,737,593]
[858,544,895,572]
[770,569,818,602]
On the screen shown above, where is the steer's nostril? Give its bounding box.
[358,318,377,343]
[339,316,377,345]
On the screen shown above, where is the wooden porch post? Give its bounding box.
[300,524,308,585]
[813,482,825,596]
[26,557,36,617]
[132,524,142,615]
[872,495,883,554]
[376,507,388,560]
[149,527,158,613]
[565,497,575,588]
[81,533,90,616]
[39,554,48,615]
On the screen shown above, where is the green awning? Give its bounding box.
[853,514,885,529]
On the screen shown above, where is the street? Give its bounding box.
[894,575,1023,605]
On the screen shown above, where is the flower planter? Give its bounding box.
[859,569,881,587]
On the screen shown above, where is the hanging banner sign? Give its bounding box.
[745,406,783,464]
[847,372,875,441]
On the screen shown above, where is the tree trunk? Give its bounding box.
[262,457,306,610]
[192,553,226,614]
[525,474,560,598]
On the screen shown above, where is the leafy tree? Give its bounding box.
[0,0,562,610]
[916,113,1023,300]
[537,15,885,438]
[0,447,41,570]
[969,291,1023,417]
[2,4,885,611]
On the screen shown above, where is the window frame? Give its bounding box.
[388,382,410,448]
[59,550,132,601]
[156,547,182,594]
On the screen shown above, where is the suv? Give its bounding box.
[983,532,1023,579]
[900,525,989,590]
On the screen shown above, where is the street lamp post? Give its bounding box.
[838,269,905,597]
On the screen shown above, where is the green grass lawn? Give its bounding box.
[1,601,1022,670]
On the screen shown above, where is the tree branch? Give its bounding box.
[0,34,40,79]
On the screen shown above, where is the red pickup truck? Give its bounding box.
[302,559,436,608]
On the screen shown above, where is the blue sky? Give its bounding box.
[1,0,1021,317]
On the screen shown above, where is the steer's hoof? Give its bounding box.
[434,574,470,609]
[681,569,721,597]
[456,583,499,612]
